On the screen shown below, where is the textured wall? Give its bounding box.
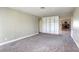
[59,16,71,34]
[0,8,39,43]
[71,8,79,48]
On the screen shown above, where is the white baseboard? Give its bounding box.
[72,39,79,48]
[71,35,79,48]
[0,33,38,46]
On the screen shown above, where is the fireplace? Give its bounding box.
[62,21,70,31]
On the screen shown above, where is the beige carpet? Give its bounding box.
[0,33,79,52]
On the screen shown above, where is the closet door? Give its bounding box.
[47,17,51,33]
[41,16,59,34]
[54,16,59,34]
[42,17,47,33]
[50,17,55,34]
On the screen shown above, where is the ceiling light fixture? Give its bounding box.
[40,7,45,9]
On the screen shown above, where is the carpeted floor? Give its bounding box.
[0,33,79,52]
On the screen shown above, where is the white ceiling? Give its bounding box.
[11,7,75,17]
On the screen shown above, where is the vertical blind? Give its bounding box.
[40,16,59,34]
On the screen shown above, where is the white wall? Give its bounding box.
[0,8,39,43]
[71,8,79,48]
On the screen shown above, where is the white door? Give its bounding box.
[42,17,47,33]
[40,16,59,34]
[54,16,59,34]
[50,17,55,34]
[47,17,51,33]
